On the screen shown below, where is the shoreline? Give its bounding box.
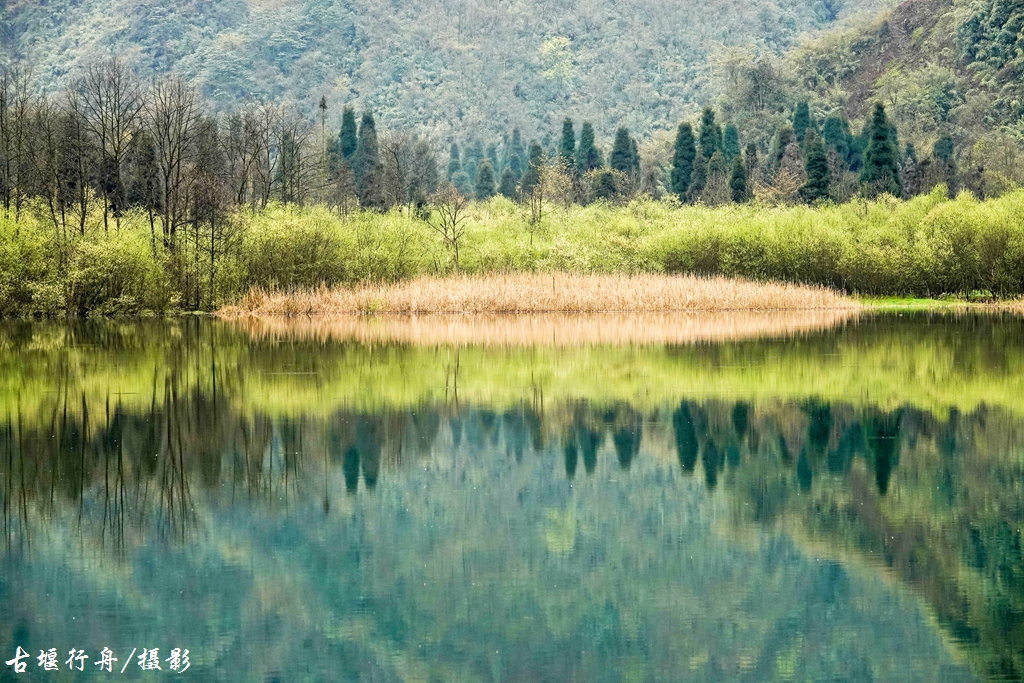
[217,273,860,317]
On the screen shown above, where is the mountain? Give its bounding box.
[2,0,889,141]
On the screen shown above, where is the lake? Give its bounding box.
[1,312,1022,682]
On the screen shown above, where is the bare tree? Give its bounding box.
[78,58,144,230]
[426,183,468,273]
[145,74,202,249]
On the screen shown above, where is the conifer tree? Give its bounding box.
[850,122,871,171]
[498,167,518,198]
[610,126,634,174]
[559,118,576,166]
[353,111,383,207]
[822,116,852,167]
[702,150,731,205]
[860,103,902,197]
[723,124,740,160]
[509,128,526,169]
[730,156,748,203]
[520,140,544,195]
[799,129,830,203]
[594,170,617,200]
[698,107,722,159]
[339,107,358,159]
[932,135,956,193]
[629,136,640,176]
[793,101,811,144]
[508,153,524,179]
[670,123,696,200]
[772,124,796,169]
[451,169,472,197]
[475,159,496,200]
[576,121,603,173]
[464,140,484,183]
[486,143,500,170]
[447,143,461,180]
[686,153,708,203]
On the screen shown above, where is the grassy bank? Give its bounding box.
[219,273,856,316]
[3,185,1024,316]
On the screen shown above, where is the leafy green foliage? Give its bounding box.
[671,123,697,200]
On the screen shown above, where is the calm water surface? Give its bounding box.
[1,313,1023,682]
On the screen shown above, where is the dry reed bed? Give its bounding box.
[228,310,860,347]
[219,273,858,316]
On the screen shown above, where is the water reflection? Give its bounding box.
[1,315,1023,681]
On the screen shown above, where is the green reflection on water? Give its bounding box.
[1,314,1022,682]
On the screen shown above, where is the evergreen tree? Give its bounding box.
[793,101,811,144]
[338,107,358,160]
[799,129,830,203]
[860,103,902,197]
[508,153,524,179]
[932,135,956,193]
[850,122,871,171]
[559,118,576,166]
[723,124,740,160]
[610,126,635,174]
[464,140,484,183]
[772,124,796,168]
[509,128,526,170]
[698,107,722,159]
[629,136,640,176]
[730,156,748,203]
[520,140,544,195]
[447,143,461,180]
[475,159,496,200]
[486,143,500,170]
[670,123,696,200]
[497,167,518,198]
[903,142,920,196]
[451,170,472,197]
[576,121,603,173]
[822,116,852,167]
[593,170,617,200]
[353,111,383,207]
[686,154,708,203]
[702,150,730,205]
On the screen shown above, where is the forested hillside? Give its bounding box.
[1,0,886,140]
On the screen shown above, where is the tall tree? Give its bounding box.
[698,107,722,159]
[772,124,796,169]
[730,156,748,203]
[576,121,603,173]
[792,101,811,144]
[474,159,496,200]
[723,124,740,160]
[670,123,696,200]
[559,118,576,167]
[822,116,852,167]
[519,140,544,196]
[799,129,830,203]
[610,126,635,174]
[339,107,358,159]
[353,110,383,208]
[497,167,517,198]
[446,143,461,179]
[860,103,901,197]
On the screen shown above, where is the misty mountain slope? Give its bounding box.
[3,0,890,139]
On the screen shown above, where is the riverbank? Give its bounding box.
[217,273,858,316]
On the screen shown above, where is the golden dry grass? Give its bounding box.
[228,310,859,346]
[219,273,858,317]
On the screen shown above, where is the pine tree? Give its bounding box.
[730,156,748,203]
[576,121,603,173]
[353,111,383,208]
[339,107,358,159]
[559,118,576,167]
[686,154,708,203]
[593,170,617,200]
[447,143,461,180]
[850,122,871,172]
[793,101,811,144]
[486,143,500,170]
[520,140,544,195]
[610,126,634,174]
[498,167,518,198]
[822,116,852,168]
[475,160,496,200]
[629,136,640,176]
[723,124,740,160]
[698,107,722,159]
[860,103,902,197]
[701,150,730,205]
[799,129,830,203]
[772,124,796,169]
[451,170,472,197]
[670,123,696,200]
[932,135,956,193]
[509,128,526,170]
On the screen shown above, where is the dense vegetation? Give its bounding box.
[0,0,884,142]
